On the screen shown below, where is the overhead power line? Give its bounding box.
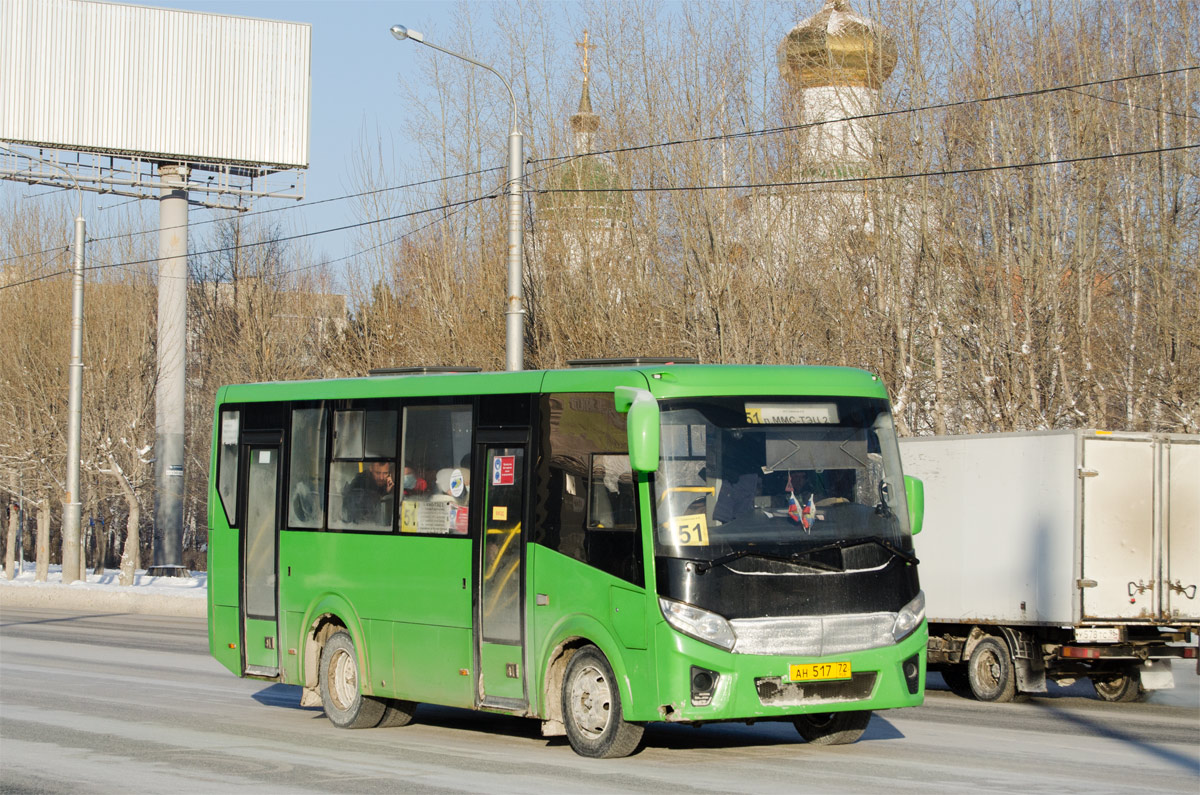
[1,65,1194,270]
[0,192,494,290]
[533,142,1200,196]
[525,65,1199,173]
[0,165,506,266]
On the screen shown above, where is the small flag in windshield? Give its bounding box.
[785,472,817,532]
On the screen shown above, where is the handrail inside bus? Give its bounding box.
[657,486,715,505]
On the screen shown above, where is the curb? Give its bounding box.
[0,586,206,618]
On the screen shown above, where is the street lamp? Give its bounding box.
[390,24,526,372]
[0,144,86,582]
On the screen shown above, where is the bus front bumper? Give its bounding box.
[648,621,927,724]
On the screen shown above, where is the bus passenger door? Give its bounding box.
[242,442,281,677]
[475,437,528,709]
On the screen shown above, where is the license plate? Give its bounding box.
[1075,627,1121,643]
[790,661,852,682]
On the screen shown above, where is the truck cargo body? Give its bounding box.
[900,430,1198,702]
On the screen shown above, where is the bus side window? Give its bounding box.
[327,409,397,533]
[538,394,643,587]
[399,404,473,535]
[217,409,240,526]
[288,407,327,528]
[588,454,635,529]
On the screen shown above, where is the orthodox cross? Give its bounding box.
[575,30,596,78]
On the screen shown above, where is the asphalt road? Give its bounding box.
[1,607,1197,794]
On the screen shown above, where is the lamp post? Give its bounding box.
[390,24,525,371]
[1,144,86,582]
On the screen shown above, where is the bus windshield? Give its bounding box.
[653,396,911,572]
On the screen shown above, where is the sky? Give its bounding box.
[133,0,528,276]
[2,0,582,286]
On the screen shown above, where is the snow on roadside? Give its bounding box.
[0,562,206,617]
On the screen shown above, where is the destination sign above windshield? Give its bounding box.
[745,403,840,424]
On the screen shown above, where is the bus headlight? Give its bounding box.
[659,597,736,651]
[892,590,926,643]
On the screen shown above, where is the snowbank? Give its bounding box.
[0,563,206,617]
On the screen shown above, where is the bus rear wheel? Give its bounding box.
[378,698,418,727]
[792,710,872,745]
[319,631,386,729]
[562,645,644,758]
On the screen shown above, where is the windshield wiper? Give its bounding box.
[790,535,919,566]
[694,549,842,574]
[861,535,919,565]
[692,536,917,575]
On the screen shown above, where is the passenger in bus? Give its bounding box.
[435,467,468,505]
[341,460,395,525]
[401,465,428,497]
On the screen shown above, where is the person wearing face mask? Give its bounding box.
[401,466,427,496]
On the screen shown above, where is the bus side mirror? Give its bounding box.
[905,475,924,535]
[615,387,660,473]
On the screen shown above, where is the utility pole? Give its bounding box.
[1,143,89,584]
[150,163,189,576]
[61,212,86,582]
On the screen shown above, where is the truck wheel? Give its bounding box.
[968,636,1017,702]
[319,631,386,729]
[941,667,974,699]
[793,710,872,745]
[1091,671,1145,703]
[562,645,644,758]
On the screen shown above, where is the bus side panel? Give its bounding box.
[210,604,241,675]
[279,531,474,702]
[391,623,474,707]
[207,512,241,675]
[528,544,653,720]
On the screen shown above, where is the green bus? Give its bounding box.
[207,360,926,758]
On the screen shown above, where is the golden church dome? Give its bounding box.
[778,0,897,90]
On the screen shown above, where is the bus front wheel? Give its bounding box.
[792,710,872,745]
[319,631,386,729]
[561,645,644,758]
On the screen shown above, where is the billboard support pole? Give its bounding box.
[150,164,189,577]
[62,212,86,582]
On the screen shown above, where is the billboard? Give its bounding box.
[0,0,310,170]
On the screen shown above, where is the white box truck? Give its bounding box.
[899,430,1199,702]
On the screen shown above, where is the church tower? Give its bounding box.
[731,0,900,282]
[535,30,626,274]
[778,0,897,173]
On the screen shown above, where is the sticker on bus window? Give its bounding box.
[417,501,454,534]
[221,415,239,445]
[400,500,419,533]
[745,402,839,425]
[661,514,709,546]
[258,450,271,464]
[492,505,508,521]
[492,455,515,486]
